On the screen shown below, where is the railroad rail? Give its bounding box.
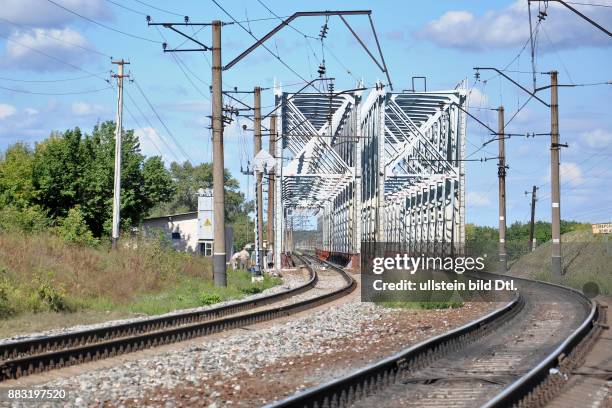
[0,254,355,381]
[268,267,598,408]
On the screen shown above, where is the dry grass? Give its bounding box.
[509,229,611,295]
[0,231,211,312]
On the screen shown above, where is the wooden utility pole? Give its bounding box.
[267,115,276,266]
[111,59,129,250]
[550,71,562,275]
[211,21,227,286]
[497,106,507,272]
[253,86,264,270]
[527,185,538,251]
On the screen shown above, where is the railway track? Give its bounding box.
[0,254,355,381]
[269,266,599,408]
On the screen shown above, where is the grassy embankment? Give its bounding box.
[509,228,611,295]
[0,231,280,337]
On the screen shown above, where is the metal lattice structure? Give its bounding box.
[274,82,467,267]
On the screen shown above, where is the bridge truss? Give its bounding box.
[274,82,467,268]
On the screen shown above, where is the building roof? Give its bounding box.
[143,211,197,222]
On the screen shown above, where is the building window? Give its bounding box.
[200,241,213,257]
[171,232,181,240]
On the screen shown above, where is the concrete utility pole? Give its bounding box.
[111,59,129,250]
[253,86,264,270]
[527,185,538,252]
[550,71,562,275]
[267,115,276,266]
[211,21,227,286]
[497,106,507,273]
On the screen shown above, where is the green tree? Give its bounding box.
[143,156,175,209]
[79,121,148,236]
[0,143,36,208]
[32,129,84,218]
[56,206,98,246]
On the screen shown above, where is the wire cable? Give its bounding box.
[45,0,162,44]
[0,16,111,58]
[125,89,182,162]
[0,84,112,95]
[0,32,109,82]
[210,0,317,89]
[0,72,108,83]
[133,79,194,163]
[131,0,185,17]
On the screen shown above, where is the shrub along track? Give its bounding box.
[269,269,598,408]
[0,254,355,381]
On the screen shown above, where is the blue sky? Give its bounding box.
[0,0,610,226]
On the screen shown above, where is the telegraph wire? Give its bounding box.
[0,72,108,83]
[45,0,162,44]
[131,0,185,17]
[133,78,195,163]
[125,89,182,162]
[123,104,166,159]
[0,32,109,82]
[0,16,111,58]
[566,1,612,7]
[103,0,148,16]
[210,0,316,88]
[0,84,112,95]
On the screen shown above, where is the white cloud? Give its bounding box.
[582,129,612,149]
[415,0,612,51]
[2,28,96,71]
[0,104,17,119]
[467,191,491,207]
[560,162,584,186]
[71,101,104,116]
[24,108,39,115]
[0,0,112,28]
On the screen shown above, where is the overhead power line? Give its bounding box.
[0,84,112,95]
[0,72,108,83]
[0,16,111,58]
[131,0,185,17]
[45,0,162,44]
[0,32,108,82]
[104,0,148,16]
[132,78,194,163]
[210,0,314,86]
[125,89,182,162]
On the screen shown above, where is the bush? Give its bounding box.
[34,273,71,312]
[55,206,98,247]
[240,286,263,295]
[0,268,14,317]
[200,292,223,305]
[0,205,49,233]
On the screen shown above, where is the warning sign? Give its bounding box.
[204,218,212,227]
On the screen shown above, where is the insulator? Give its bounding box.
[146,15,151,23]
[318,64,326,77]
[184,16,189,23]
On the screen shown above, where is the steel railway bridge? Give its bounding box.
[272,82,468,270]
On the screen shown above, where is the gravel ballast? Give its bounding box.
[18,299,498,407]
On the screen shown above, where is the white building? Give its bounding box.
[141,212,201,253]
[141,189,233,258]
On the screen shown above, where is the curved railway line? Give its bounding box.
[0,254,355,381]
[269,262,602,408]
